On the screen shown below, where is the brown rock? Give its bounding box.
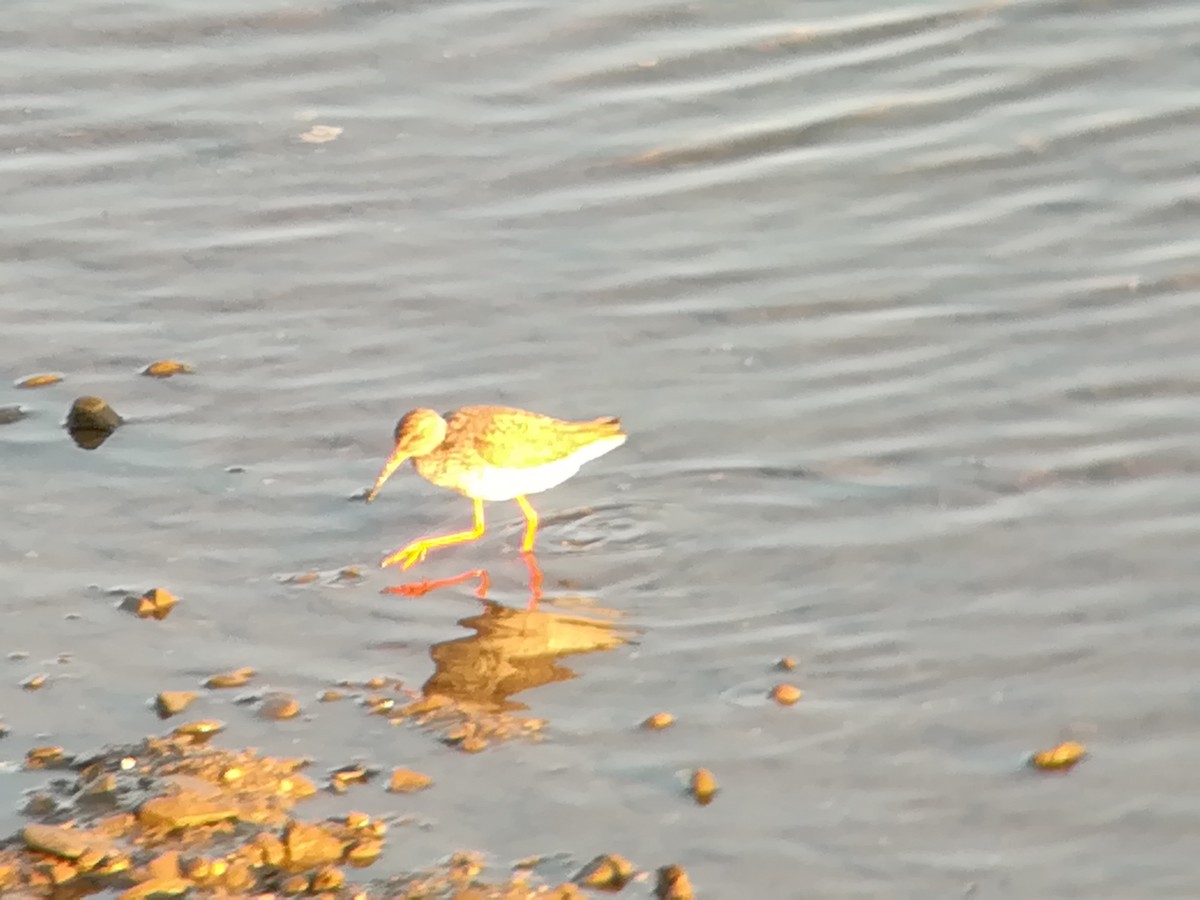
[141,360,194,378]
[223,856,256,893]
[171,719,225,742]
[769,683,802,706]
[16,373,63,388]
[642,712,675,730]
[259,692,302,720]
[22,823,108,860]
[120,877,193,899]
[776,656,798,671]
[655,864,695,899]
[67,395,123,449]
[138,793,238,830]
[689,768,718,806]
[255,832,286,868]
[1029,740,1087,772]
[155,691,197,718]
[25,746,67,768]
[344,838,383,868]
[21,673,47,690]
[145,850,182,880]
[311,865,346,891]
[573,853,635,890]
[205,667,255,689]
[280,873,311,894]
[282,820,347,872]
[387,768,432,793]
[122,588,179,621]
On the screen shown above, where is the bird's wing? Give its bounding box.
[454,407,617,470]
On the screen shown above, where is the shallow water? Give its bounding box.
[3,0,1200,894]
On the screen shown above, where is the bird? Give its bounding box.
[365,405,626,570]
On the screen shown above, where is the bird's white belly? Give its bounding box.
[459,458,583,501]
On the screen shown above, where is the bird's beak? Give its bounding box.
[366,444,409,502]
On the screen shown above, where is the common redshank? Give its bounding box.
[366,406,626,570]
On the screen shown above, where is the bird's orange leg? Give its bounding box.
[381,498,486,570]
[514,495,544,608]
[515,495,539,553]
[383,568,490,598]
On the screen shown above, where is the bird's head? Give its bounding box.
[365,408,448,502]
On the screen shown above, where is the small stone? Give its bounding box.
[21,673,47,690]
[141,360,194,378]
[205,667,255,689]
[254,832,286,868]
[280,874,311,894]
[282,820,347,872]
[120,877,195,899]
[776,656,798,671]
[82,772,119,796]
[138,793,238,830]
[387,768,432,793]
[573,854,635,890]
[66,395,123,449]
[769,684,802,706]
[642,712,674,730]
[154,691,197,719]
[21,824,106,860]
[319,689,346,702]
[655,864,695,899]
[259,692,301,720]
[171,719,225,742]
[0,404,29,425]
[146,850,183,880]
[25,746,67,768]
[16,373,63,388]
[689,768,718,806]
[121,588,179,621]
[330,765,370,792]
[1029,741,1087,772]
[344,838,383,868]
[311,866,346,891]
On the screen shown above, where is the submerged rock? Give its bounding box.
[66,395,123,449]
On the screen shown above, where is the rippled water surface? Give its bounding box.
[3,0,1200,895]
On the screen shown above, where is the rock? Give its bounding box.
[258,692,301,721]
[0,404,29,425]
[141,360,193,378]
[21,823,107,860]
[205,667,255,689]
[119,877,192,899]
[15,373,63,388]
[387,768,432,793]
[573,853,635,890]
[769,683,802,705]
[154,691,197,719]
[655,864,695,899]
[642,712,675,730]
[66,395,123,449]
[689,768,718,806]
[282,820,347,872]
[121,588,179,621]
[137,793,238,830]
[171,720,225,743]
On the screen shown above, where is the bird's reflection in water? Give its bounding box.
[385,550,546,607]
[390,566,630,714]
